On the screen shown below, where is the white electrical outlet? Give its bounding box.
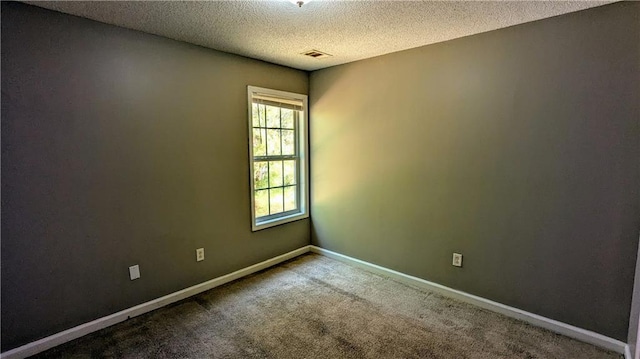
[196,248,205,262]
[452,253,463,267]
[129,265,140,280]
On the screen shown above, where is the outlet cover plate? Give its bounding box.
[452,253,463,267]
[196,248,205,262]
[129,265,140,280]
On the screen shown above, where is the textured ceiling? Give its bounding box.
[26,1,614,71]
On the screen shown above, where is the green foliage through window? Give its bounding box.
[252,103,300,218]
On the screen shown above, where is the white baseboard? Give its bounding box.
[0,245,312,359]
[2,244,628,358]
[309,245,628,356]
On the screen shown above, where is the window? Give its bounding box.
[248,86,308,231]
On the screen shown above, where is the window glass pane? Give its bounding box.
[282,130,295,155]
[254,162,269,190]
[284,186,297,211]
[281,109,294,129]
[253,104,266,128]
[266,105,280,128]
[252,103,260,128]
[251,104,257,127]
[267,129,281,156]
[255,190,269,218]
[283,160,296,185]
[269,188,284,214]
[252,128,266,156]
[269,161,283,187]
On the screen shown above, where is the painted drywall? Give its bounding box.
[1,2,309,351]
[310,2,639,341]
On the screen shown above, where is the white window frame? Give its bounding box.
[247,86,309,231]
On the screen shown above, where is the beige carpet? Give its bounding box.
[33,253,621,358]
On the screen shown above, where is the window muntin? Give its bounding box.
[248,87,308,231]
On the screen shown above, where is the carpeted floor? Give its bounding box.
[33,253,621,358]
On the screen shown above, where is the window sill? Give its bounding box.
[253,212,309,231]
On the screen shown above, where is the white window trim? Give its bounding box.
[247,86,309,231]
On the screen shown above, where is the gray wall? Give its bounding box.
[310,2,639,341]
[1,2,309,351]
